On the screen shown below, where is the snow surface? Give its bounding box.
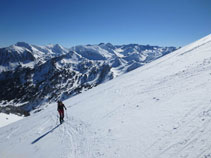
[0,113,23,128]
[0,34,211,158]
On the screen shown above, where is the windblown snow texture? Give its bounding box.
[0,34,211,158]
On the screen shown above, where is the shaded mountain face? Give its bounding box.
[0,42,177,113]
[0,46,35,68]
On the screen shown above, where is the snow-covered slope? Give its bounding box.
[0,42,69,73]
[0,42,176,110]
[1,34,211,158]
[0,113,23,128]
[32,43,69,61]
[71,43,176,76]
[0,45,36,72]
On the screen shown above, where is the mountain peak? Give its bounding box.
[98,43,113,47]
[50,44,68,54]
[15,42,32,51]
[53,44,63,48]
[98,43,105,46]
[15,42,30,47]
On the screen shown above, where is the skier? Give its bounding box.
[57,100,67,124]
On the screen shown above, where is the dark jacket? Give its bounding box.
[57,101,66,111]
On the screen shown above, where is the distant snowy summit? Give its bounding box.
[0,42,176,72]
[0,42,69,72]
[0,42,177,114]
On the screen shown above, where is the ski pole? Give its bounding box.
[56,114,59,125]
[65,109,68,119]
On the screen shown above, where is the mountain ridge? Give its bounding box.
[0,42,177,114]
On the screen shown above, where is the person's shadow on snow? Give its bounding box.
[31,124,60,144]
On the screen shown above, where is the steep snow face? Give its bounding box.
[71,43,176,63]
[70,43,177,76]
[0,45,36,72]
[0,34,211,158]
[71,45,114,60]
[26,43,69,62]
[0,43,69,72]
[15,42,33,51]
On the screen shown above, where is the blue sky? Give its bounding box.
[0,0,210,47]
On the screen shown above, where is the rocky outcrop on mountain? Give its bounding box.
[0,53,113,112]
[0,47,35,66]
[0,42,177,114]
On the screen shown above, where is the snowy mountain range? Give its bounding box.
[0,34,211,158]
[0,42,176,114]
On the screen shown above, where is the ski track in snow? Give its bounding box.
[1,34,211,158]
[141,54,211,158]
[0,110,100,158]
